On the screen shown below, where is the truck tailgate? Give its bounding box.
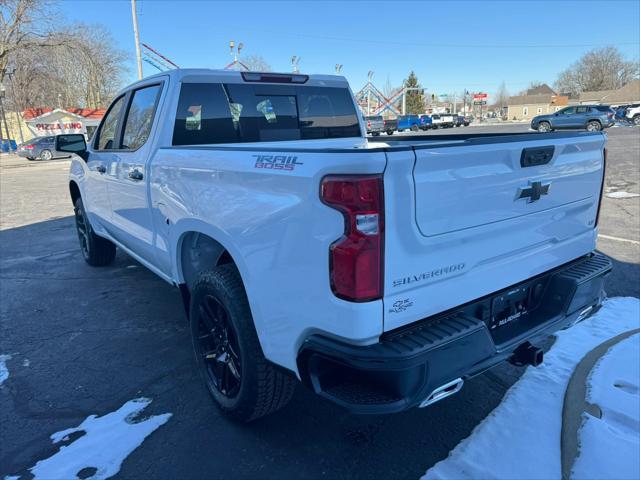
[382,133,606,331]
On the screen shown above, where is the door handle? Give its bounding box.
[128,169,144,181]
[95,165,106,174]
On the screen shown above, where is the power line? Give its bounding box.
[210,25,637,49]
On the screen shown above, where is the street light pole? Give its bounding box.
[131,0,143,80]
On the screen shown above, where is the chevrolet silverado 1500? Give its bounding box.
[60,69,611,422]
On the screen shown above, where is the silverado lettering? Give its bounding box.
[393,263,466,288]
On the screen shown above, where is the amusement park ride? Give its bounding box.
[139,45,417,116]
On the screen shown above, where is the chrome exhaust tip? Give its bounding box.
[419,378,464,408]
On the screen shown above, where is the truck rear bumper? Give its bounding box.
[296,252,611,414]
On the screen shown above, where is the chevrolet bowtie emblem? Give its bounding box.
[517,181,550,203]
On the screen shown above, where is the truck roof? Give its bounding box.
[119,68,351,95]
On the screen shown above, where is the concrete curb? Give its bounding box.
[560,327,640,480]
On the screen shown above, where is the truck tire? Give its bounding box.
[633,115,640,126]
[74,197,116,266]
[386,131,394,135]
[586,120,601,132]
[190,265,295,422]
[411,125,419,132]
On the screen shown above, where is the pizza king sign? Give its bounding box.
[25,109,99,136]
[34,121,83,132]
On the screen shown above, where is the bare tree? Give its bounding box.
[554,46,639,95]
[0,0,67,85]
[240,54,271,72]
[494,81,509,108]
[6,23,127,110]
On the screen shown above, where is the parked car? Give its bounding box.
[397,114,420,132]
[614,105,631,122]
[63,68,610,422]
[531,105,615,132]
[625,105,640,125]
[419,114,432,130]
[463,115,471,126]
[454,115,465,127]
[364,115,384,136]
[17,136,70,161]
[440,113,455,128]
[382,117,397,135]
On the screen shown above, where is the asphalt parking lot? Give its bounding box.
[1,124,638,479]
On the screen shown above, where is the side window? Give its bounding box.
[95,96,125,150]
[121,84,162,150]
[173,83,236,146]
[576,106,589,114]
[561,107,576,115]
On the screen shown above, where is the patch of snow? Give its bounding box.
[30,397,171,480]
[422,297,640,480]
[572,333,640,479]
[0,354,11,385]
[605,191,640,199]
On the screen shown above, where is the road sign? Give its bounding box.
[473,93,488,100]
[473,100,487,105]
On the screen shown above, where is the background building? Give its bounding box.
[507,85,569,121]
[578,80,640,105]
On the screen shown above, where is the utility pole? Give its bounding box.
[367,71,374,115]
[131,0,143,80]
[463,89,467,116]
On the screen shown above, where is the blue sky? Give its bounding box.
[60,0,640,99]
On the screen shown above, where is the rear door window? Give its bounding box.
[121,84,162,150]
[172,82,361,145]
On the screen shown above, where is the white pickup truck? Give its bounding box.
[60,69,611,422]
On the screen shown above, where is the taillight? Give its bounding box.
[321,175,384,302]
[595,148,606,227]
[367,120,371,128]
[24,145,34,150]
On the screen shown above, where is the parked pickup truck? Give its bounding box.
[419,114,432,130]
[382,117,397,135]
[364,115,384,136]
[397,114,420,132]
[62,69,611,422]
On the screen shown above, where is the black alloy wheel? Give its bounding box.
[196,294,242,398]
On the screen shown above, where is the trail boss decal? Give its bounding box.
[393,263,466,288]
[253,154,303,171]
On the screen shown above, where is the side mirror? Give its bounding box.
[55,134,88,161]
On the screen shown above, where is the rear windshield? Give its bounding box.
[173,83,361,145]
[592,105,612,112]
[365,116,382,121]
